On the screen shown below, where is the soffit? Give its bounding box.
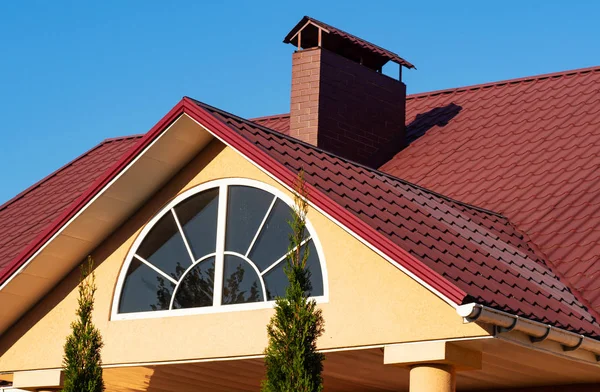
[96,340,600,391]
[0,114,213,334]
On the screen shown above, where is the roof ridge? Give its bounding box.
[373,171,505,218]
[102,134,144,143]
[249,113,290,121]
[0,137,133,214]
[305,16,402,58]
[191,98,505,218]
[195,99,600,337]
[407,65,600,100]
[246,65,600,119]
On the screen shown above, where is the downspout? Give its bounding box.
[457,303,600,359]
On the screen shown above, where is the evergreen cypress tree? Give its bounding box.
[262,171,325,392]
[62,256,105,392]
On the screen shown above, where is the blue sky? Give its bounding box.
[1,0,599,204]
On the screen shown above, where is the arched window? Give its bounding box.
[112,179,327,319]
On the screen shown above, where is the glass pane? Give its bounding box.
[222,255,264,305]
[305,240,324,296]
[175,188,219,260]
[226,186,274,254]
[137,214,190,280]
[248,200,299,272]
[119,258,174,313]
[172,257,215,309]
[264,240,323,300]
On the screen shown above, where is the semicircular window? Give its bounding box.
[117,182,325,314]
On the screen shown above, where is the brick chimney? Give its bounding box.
[284,17,414,168]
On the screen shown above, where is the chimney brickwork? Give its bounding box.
[289,48,321,145]
[290,47,407,167]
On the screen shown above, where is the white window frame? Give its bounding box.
[111,178,329,321]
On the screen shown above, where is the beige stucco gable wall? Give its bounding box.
[0,140,489,372]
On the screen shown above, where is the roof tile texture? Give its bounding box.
[202,102,600,337]
[251,114,290,135]
[2,67,600,338]
[252,67,600,321]
[381,67,600,315]
[0,137,141,272]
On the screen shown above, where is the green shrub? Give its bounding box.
[62,256,104,392]
[262,171,325,392]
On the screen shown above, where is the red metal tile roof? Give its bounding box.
[250,67,600,322]
[284,16,415,69]
[2,67,600,338]
[198,100,600,337]
[250,114,290,135]
[0,98,467,307]
[0,136,141,274]
[381,66,600,317]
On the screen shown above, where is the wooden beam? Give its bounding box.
[318,27,322,47]
[288,20,312,43]
[288,20,330,49]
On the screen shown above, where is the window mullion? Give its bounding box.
[261,236,311,276]
[213,184,228,306]
[171,209,195,266]
[245,195,277,257]
[133,254,178,285]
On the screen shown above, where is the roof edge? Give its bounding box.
[0,135,144,214]
[249,113,290,122]
[184,98,466,305]
[459,303,600,347]
[101,134,144,143]
[283,15,415,69]
[407,65,600,100]
[0,97,467,309]
[283,15,311,44]
[0,101,187,287]
[244,65,600,110]
[0,138,128,214]
[235,103,503,219]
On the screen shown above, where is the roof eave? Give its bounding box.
[459,303,600,360]
[0,98,467,333]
